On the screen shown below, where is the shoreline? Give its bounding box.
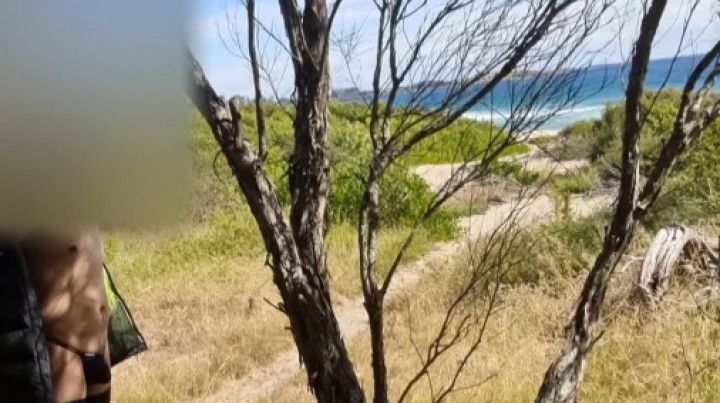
[526,129,560,140]
[460,104,606,133]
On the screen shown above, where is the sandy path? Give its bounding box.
[410,128,566,193]
[194,189,611,403]
[412,154,587,195]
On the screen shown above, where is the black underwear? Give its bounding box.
[84,388,110,403]
[66,389,110,403]
[46,337,111,385]
[66,388,110,403]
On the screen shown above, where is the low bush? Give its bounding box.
[549,166,598,196]
[491,160,540,186]
[331,158,457,238]
[191,103,460,230]
[503,214,605,285]
[556,119,598,160]
[400,118,530,165]
[559,90,720,227]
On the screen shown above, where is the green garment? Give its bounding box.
[103,264,147,366]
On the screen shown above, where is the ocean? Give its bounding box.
[438,54,706,130]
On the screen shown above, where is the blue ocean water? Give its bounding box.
[444,54,706,130]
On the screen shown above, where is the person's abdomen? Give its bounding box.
[22,231,109,352]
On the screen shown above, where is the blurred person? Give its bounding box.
[0,3,181,401]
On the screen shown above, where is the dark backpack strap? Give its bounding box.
[0,243,54,402]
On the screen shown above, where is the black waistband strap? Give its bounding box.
[46,336,87,357]
[85,387,111,403]
[46,336,105,357]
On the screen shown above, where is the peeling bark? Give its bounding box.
[536,0,720,400]
[187,52,363,403]
[636,225,718,302]
[536,1,668,401]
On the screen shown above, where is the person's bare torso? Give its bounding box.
[22,231,109,350]
[21,230,110,401]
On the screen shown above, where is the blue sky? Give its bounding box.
[190,0,720,97]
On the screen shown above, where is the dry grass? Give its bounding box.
[111,252,290,401]
[109,108,720,401]
[266,224,720,402]
[326,222,440,297]
[109,179,720,403]
[110,217,440,402]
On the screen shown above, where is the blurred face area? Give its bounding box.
[0,1,190,234]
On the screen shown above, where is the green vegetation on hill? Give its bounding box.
[559,90,720,227]
[111,103,516,400]
[399,118,530,165]
[209,102,522,228]
[107,102,517,294]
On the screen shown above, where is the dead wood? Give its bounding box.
[636,225,719,302]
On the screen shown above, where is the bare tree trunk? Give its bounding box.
[359,173,389,403]
[289,65,332,296]
[279,1,365,398]
[287,80,362,401]
[535,1,668,401]
[366,296,389,403]
[187,51,363,403]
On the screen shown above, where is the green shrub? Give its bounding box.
[491,160,540,185]
[557,119,597,160]
[379,165,435,225]
[327,103,528,165]
[330,158,456,238]
[191,102,463,239]
[646,131,720,227]
[563,90,720,227]
[401,117,529,165]
[504,214,605,285]
[549,166,598,196]
[328,161,366,224]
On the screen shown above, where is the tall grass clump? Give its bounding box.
[502,213,606,285]
[549,166,598,196]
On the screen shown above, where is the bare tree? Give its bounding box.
[536,1,720,401]
[355,1,614,401]
[187,0,615,401]
[188,0,364,399]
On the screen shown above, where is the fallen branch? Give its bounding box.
[636,224,718,302]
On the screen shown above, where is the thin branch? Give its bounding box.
[247,0,268,160]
